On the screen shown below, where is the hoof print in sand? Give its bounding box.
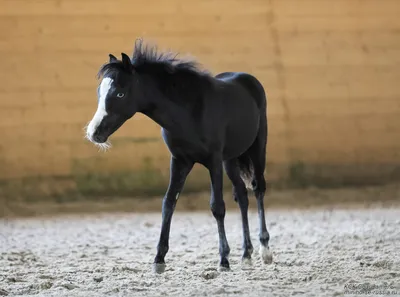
[201,268,219,280]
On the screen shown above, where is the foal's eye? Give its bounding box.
[116,92,125,98]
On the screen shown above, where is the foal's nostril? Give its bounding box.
[92,133,107,143]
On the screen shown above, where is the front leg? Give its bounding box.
[208,155,231,270]
[153,156,193,273]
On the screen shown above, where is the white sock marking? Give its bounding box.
[259,245,273,264]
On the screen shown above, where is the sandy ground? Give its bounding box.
[1,206,400,297]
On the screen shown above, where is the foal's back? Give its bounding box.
[215,72,266,109]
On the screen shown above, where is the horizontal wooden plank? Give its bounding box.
[282,66,400,98]
[0,108,25,127]
[1,123,81,142]
[0,0,174,16]
[1,142,71,177]
[0,52,280,89]
[2,0,398,18]
[282,147,400,164]
[71,141,173,172]
[274,15,400,31]
[0,0,270,16]
[0,124,162,145]
[2,15,398,39]
[0,15,270,38]
[286,97,400,117]
[1,52,397,76]
[266,141,290,163]
[287,113,400,130]
[283,65,399,82]
[266,98,286,117]
[0,34,276,53]
[3,32,400,62]
[0,89,95,108]
[274,0,400,17]
[287,116,356,135]
[267,117,288,136]
[278,31,400,66]
[289,128,400,152]
[0,104,91,126]
[280,48,400,67]
[355,114,400,133]
[353,132,400,149]
[315,147,400,163]
[285,115,400,149]
[279,31,400,50]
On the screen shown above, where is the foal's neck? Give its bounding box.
[141,94,196,137]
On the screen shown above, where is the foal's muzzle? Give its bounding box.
[91,131,108,143]
[86,112,129,145]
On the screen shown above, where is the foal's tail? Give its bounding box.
[238,154,256,190]
[237,77,267,190]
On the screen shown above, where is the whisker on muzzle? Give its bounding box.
[96,141,112,152]
[85,134,112,152]
[83,122,90,132]
[83,123,112,152]
[83,121,92,140]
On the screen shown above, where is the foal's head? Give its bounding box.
[85,39,211,150]
[85,53,140,148]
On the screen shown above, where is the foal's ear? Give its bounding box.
[109,54,117,62]
[121,53,132,71]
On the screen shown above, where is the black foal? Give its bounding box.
[85,39,272,272]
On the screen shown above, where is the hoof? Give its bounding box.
[218,258,230,272]
[259,245,273,264]
[152,263,166,274]
[218,265,230,272]
[241,257,253,266]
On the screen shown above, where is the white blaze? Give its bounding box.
[86,77,113,142]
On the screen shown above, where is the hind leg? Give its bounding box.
[223,158,253,263]
[252,172,273,264]
[249,143,273,264]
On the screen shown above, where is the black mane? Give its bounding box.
[97,39,212,81]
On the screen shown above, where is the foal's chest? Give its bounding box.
[161,128,214,162]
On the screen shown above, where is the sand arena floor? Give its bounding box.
[1,206,399,297]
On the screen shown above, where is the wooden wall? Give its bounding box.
[0,0,399,184]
